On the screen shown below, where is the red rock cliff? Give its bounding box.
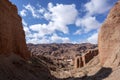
[98,2,120,67]
[0,0,30,59]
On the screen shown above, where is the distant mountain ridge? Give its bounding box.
[27,43,97,58]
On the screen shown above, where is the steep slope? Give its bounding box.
[98,1,120,68]
[0,0,30,59]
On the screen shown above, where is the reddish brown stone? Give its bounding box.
[0,0,30,59]
[74,48,98,68]
[84,48,98,64]
[98,1,120,67]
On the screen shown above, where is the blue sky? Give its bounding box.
[10,0,118,44]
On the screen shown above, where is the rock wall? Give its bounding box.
[98,1,120,67]
[0,0,30,59]
[84,48,98,64]
[74,48,98,68]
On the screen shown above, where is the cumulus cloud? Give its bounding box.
[51,33,70,43]
[47,3,78,25]
[27,36,50,44]
[29,23,54,37]
[28,23,71,43]
[74,0,111,35]
[26,33,70,44]
[85,0,112,15]
[23,3,78,43]
[81,0,112,43]
[87,33,98,44]
[21,0,114,44]
[43,3,78,34]
[76,16,101,33]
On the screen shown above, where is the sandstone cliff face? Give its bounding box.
[0,0,30,59]
[99,2,120,67]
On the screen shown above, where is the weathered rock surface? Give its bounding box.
[98,1,120,67]
[74,48,98,69]
[0,0,30,59]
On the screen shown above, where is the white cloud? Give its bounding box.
[23,3,78,35]
[23,3,78,44]
[29,23,54,37]
[85,0,111,15]
[23,27,32,37]
[26,33,70,44]
[29,22,69,39]
[74,0,111,35]
[48,3,78,25]
[22,1,113,44]
[22,19,33,39]
[24,4,40,18]
[51,33,70,43]
[27,36,50,44]
[76,16,101,33]
[87,33,98,44]
[28,23,71,43]
[44,3,78,34]
[20,9,27,16]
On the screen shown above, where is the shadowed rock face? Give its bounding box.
[0,0,30,59]
[99,1,120,67]
[0,54,54,80]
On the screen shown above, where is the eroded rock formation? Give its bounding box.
[99,1,120,67]
[0,0,30,59]
[74,48,98,68]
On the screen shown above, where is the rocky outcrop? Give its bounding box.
[84,48,98,64]
[0,0,30,59]
[74,48,98,69]
[98,1,120,67]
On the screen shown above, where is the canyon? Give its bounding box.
[0,0,120,80]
